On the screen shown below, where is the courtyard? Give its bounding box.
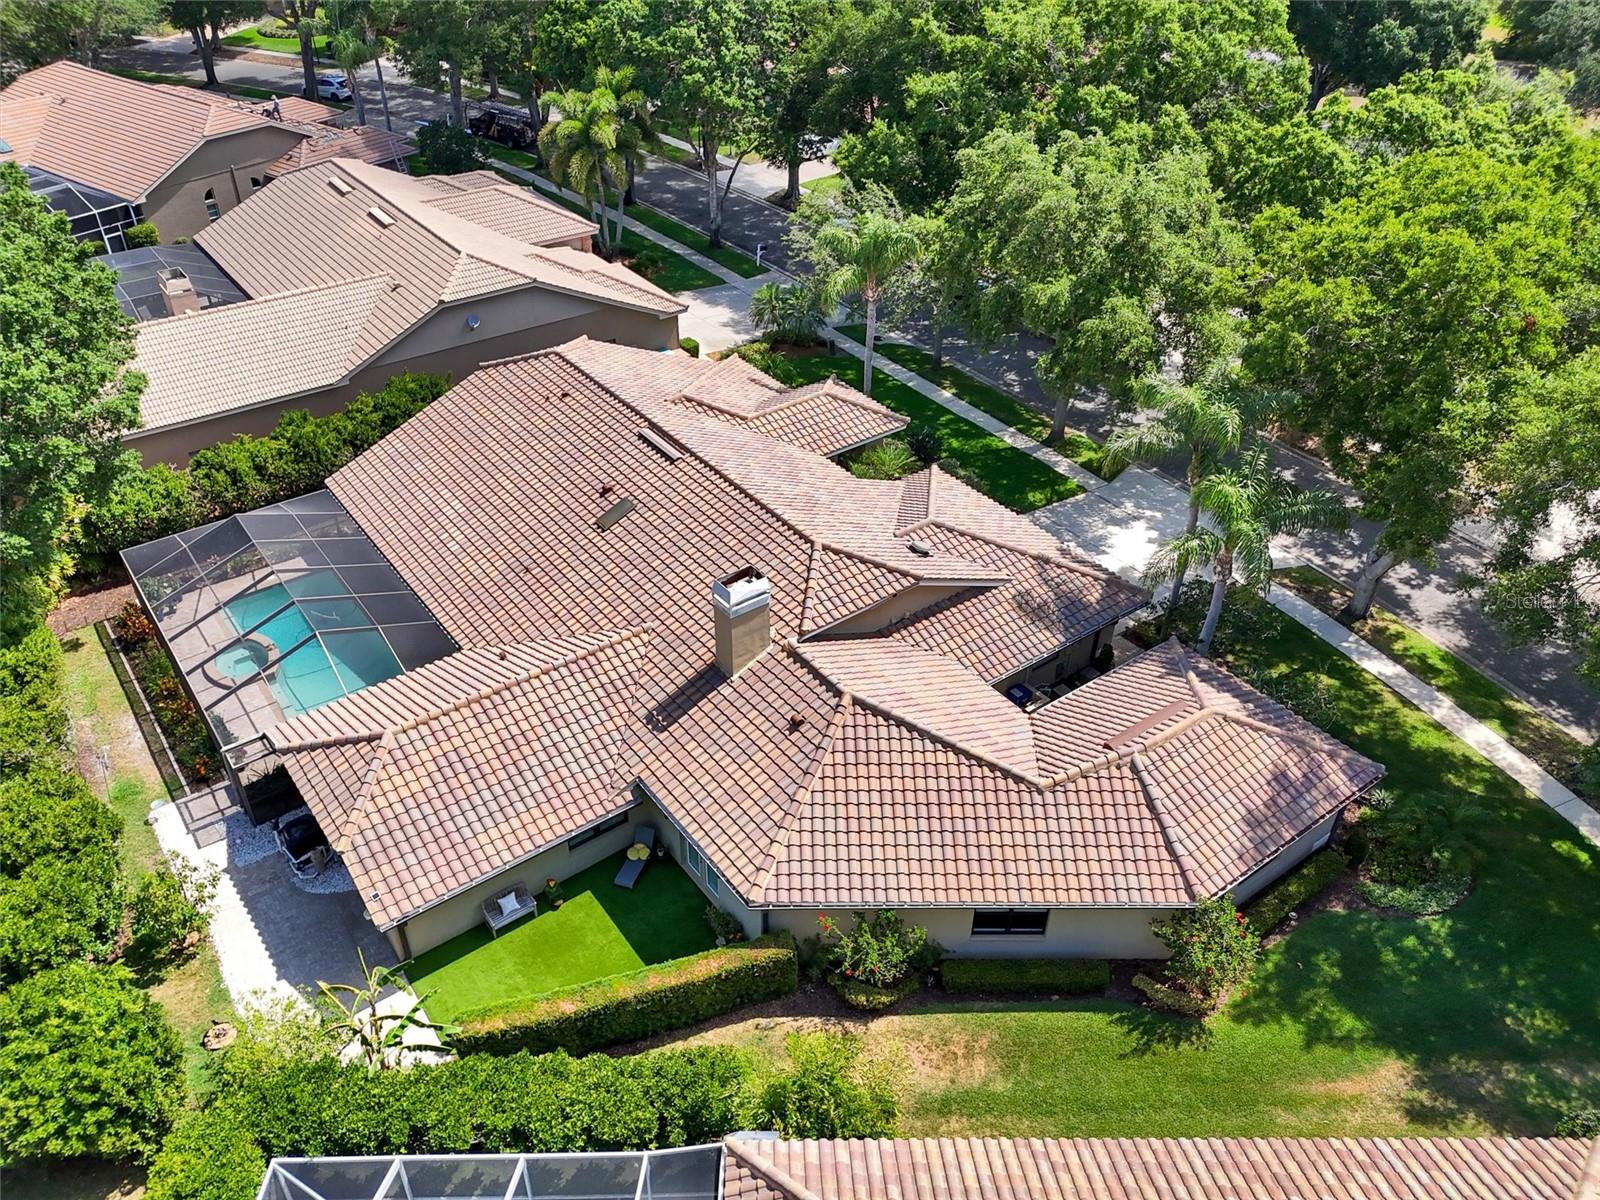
[403,851,718,1023]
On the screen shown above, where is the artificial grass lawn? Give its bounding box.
[764,352,1083,512]
[627,203,766,278]
[683,593,1600,1136]
[1275,565,1595,800]
[404,851,718,1022]
[59,630,233,1098]
[837,326,1104,474]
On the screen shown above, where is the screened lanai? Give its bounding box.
[123,490,457,753]
[256,1147,725,1200]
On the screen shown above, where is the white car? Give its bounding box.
[316,74,352,102]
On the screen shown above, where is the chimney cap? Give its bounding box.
[712,566,771,618]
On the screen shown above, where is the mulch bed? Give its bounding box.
[47,583,135,636]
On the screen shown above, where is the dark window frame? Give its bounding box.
[971,909,1049,937]
[566,811,627,851]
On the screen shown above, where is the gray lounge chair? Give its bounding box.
[613,826,657,889]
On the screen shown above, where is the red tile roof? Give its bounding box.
[722,1135,1594,1200]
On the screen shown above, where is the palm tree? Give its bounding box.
[814,212,921,396]
[317,951,455,1072]
[1100,359,1281,632]
[596,65,658,214]
[1144,442,1347,655]
[539,86,625,254]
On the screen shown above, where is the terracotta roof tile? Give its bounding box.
[723,1136,1592,1200]
[267,124,411,175]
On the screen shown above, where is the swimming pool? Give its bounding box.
[220,584,402,717]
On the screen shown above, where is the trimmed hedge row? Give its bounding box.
[148,1048,751,1200]
[940,957,1111,996]
[1244,848,1349,936]
[0,626,68,777]
[454,932,798,1056]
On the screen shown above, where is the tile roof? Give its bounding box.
[160,86,339,125]
[270,628,654,928]
[0,61,305,200]
[266,124,412,175]
[131,276,392,431]
[559,338,907,457]
[721,1135,1594,1200]
[279,342,1381,924]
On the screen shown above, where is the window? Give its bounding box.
[203,189,220,222]
[971,910,1049,937]
[249,176,264,191]
[684,842,702,875]
[706,869,720,898]
[567,811,627,851]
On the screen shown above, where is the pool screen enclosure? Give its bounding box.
[123,489,456,758]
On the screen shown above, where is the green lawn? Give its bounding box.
[221,27,329,54]
[837,326,1105,474]
[58,629,233,1098]
[106,67,293,103]
[1276,565,1595,801]
[681,591,1600,1136]
[762,351,1083,512]
[801,173,846,199]
[404,851,718,1021]
[627,204,766,277]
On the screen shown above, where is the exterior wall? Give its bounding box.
[647,802,765,941]
[125,300,681,466]
[1229,810,1340,904]
[996,626,1107,693]
[763,905,1175,960]
[386,810,643,958]
[142,127,307,240]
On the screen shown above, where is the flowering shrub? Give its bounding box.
[817,910,939,990]
[1148,894,1259,1009]
[705,905,744,942]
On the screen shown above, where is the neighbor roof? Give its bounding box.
[266,123,412,175]
[259,341,1376,929]
[722,1135,1593,1200]
[0,61,303,201]
[159,85,340,126]
[127,160,680,435]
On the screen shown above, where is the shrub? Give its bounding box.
[416,121,484,174]
[148,1046,752,1194]
[940,957,1110,996]
[1556,1106,1600,1137]
[123,220,160,248]
[748,281,826,345]
[847,438,919,481]
[0,763,120,876]
[1148,894,1259,1009]
[80,464,202,570]
[628,244,665,276]
[1357,791,1483,915]
[755,1033,897,1139]
[904,423,941,464]
[0,962,185,1162]
[704,903,744,943]
[817,910,939,991]
[453,932,797,1055]
[1131,973,1212,1016]
[130,860,218,964]
[0,844,124,980]
[115,600,157,646]
[732,340,788,376]
[188,434,299,516]
[678,336,700,358]
[1244,849,1349,936]
[0,625,67,777]
[121,632,216,783]
[830,971,919,1011]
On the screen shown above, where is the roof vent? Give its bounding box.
[596,496,636,531]
[367,205,395,227]
[788,714,807,732]
[328,177,353,195]
[907,540,932,557]
[639,427,684,462]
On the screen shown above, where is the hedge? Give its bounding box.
[454,931,798,1056]
[940,956,1111,996]
[0,763,120,875]
[0,844,124,981]
[0,625,67,777]
[1244,848,1349,936]
[679,336,700,358]
[830,970,919,1011]
[147,1048,751,1200]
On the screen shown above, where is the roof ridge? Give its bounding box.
[771,375,892,418]
[722,1138,828,1200]
[331,728,398,853]
[133,273,392,329]
[1128,751,1200,902]
[900,512,1120,584]
[747,682,852,903]
[844,688,1047,788]
[798,540,824,635]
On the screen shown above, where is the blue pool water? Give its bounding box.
[220,583,400,717]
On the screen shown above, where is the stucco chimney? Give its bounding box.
[156,268,199,318]
[712,566,771,677]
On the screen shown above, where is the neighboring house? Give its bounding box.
[123,339,1380,964]
[112,160,689,464]
[260,1134,1593,1200]
[0,61,406,246]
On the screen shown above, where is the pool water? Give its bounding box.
[220,584,401,717]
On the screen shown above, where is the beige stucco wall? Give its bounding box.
[142,126,307,241]
[1229,810,1341,904]
[385,810,644,958]
[125,298,681,466]
[762,905,1175,960]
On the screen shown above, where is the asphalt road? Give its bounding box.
[105,34,1598,738]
